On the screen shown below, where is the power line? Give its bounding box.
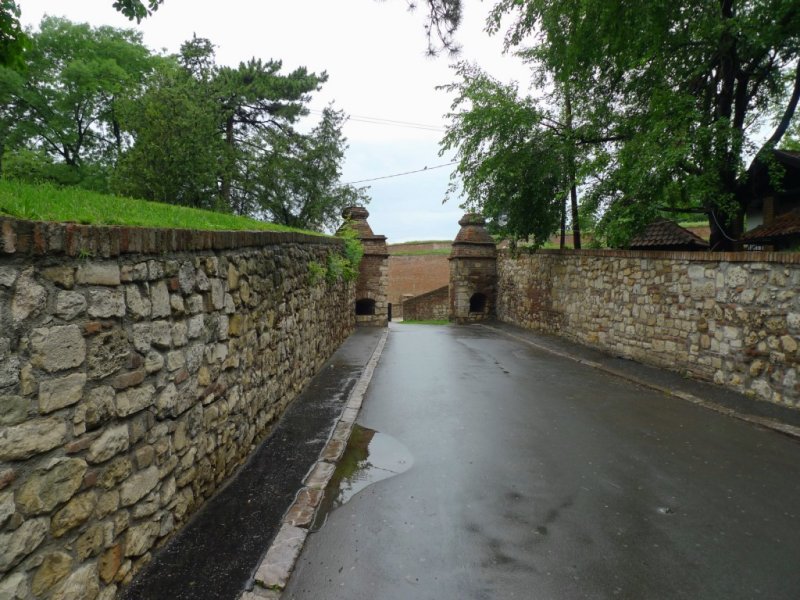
[343,162,457,185]
[307,109,445,132]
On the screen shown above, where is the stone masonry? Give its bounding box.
[497,249,800,408]
[340,207,388,327]
[449,214,497,323]
[402,286,448,322]
[0,217,354,599]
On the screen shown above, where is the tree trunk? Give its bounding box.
[565,91,581,249]
[560,194,567,249]
[220,115,234,207]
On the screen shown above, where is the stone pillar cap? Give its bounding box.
[342,206,370,221]
[339,206,375,238]
[458,213,486,227]
[453,212,495,246]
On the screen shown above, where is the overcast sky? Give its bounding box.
[19,0,531,242]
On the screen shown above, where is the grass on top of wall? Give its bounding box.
[0,180,320,235]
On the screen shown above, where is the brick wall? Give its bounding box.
[387,254,449,318]
[497,249,800,407]
[0,217,354,599]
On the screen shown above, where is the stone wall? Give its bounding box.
[355,250,389,327]
[402,286,448,322]
[497,249,800,407]
[0,217,354,599]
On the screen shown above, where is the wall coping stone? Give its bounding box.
[1,217,342,258]
[503,247,800,265]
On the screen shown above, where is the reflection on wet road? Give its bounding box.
[312,425,413,530]
[284,323,800,600]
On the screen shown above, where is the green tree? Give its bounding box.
[0,17,155,189]
[113,57,223,207]
[0,0,26,68]
[113,34,362,224]
[214,58,326,211]
[420,0,800,249]
[252,107,369,231]
[440,64,568,246]
[112,0,165,22]
[1,1,163,68]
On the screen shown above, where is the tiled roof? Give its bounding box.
[741,208,800,243]
[629,218,709,249]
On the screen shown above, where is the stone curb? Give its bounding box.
[244,327,390,598]
[481,324,800,440]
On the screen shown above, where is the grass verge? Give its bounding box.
[0,180,320,235]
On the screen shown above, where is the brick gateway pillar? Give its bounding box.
[449,213,497,323]
[340,206,389,326]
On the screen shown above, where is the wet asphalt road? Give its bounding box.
[284,323,800,600]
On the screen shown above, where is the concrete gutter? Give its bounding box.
[242,329,389,600]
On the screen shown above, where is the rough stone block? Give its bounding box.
[88,288,126,318]
[125,284,152,319]
[0,394,27,426]
[150,281,170,318]
[151,320,172,349]
[31,325,86,372]
[115,385,155,417]
[87,425,130,464]
[0,517,49,571]
[304,461,335,490]
[0,572,29,599]
[55,291,87,320]
[254,524,308,590]
[99,544,123,584]
[0,490,14,527]
[210,278,224,310]
[38,373,86,414]
[31,551,73,596]
[51,491,97,537]
[144,351,164,374]
[166,351,185,372]
[0,266,18,287]
[76,263,121,286]
[11,270,47,323]
[178,262,196,294]
[283,487,323,528]
[75,521,111,560]
[87,328,130,380]
[121,262,148,282]
[124,521,160,557]
[119,465,160,507]
[0,417,67,461]
[50,563,99,600]
[16,458,87,515]
[171,322,188,347]
[97,457,132,490]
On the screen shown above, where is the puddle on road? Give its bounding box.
[312,424,413,531]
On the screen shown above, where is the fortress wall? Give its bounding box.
[0,217,354,598]
[387,254,449,318]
